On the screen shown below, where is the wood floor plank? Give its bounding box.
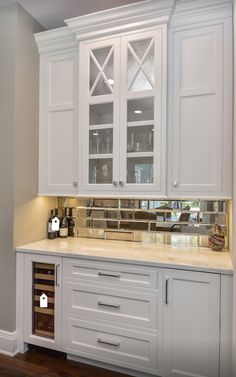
[0,349,133,377]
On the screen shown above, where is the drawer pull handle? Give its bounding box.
[98,272,121,278]
[97,337,120,347]
[55,264,60,287]
[165,278,169,304]
[97,301,120,309]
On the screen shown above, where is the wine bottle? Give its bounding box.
[54,208,60,238]
[59,209,68,238]
[67,208,75,237]
[47,209,56,239]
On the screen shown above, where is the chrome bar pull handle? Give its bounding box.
[97,337,120,347]
[97,301,120,309]
[165,278,169,304]
[98,271,121,278]
[55,264,60,287]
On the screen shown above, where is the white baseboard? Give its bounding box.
[0,330,19,357]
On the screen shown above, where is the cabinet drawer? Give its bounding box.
[64,318,158,372]
[64,258,158,289]
[64,282,158,329]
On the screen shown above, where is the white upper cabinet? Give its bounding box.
[78,28,167,196]
[35,0,232,198]
[35,28,79,196]
[168,0,232,198]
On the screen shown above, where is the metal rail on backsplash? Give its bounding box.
[57,198,229,249]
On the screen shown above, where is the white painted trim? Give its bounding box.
[220,274,233,377]
[0,330,19,357]
[34,27,78,54]
[67,353,158,377]
[171,0,232,27]
[65,0,174,41]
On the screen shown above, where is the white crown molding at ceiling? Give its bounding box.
[171,0,232,27]
[65,0,175,41]
[34,27,78,54]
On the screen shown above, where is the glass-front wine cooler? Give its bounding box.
[32,263,55,339]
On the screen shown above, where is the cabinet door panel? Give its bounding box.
[79,38,120,194]
[169,23,232,197]
[39,52,78,195]
[24,254,62,351]
[120,28,167,195]
[163,269,220,377]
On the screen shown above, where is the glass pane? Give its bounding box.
[89,129,113,154]
[89,158,113,184]
[129,38,152,60]
[128,49,139,88]
[127,97,154,122]
[33,263,55,340]
[90,57,99,92]
[127,38,154,91]
[127,157,153,184]
[130,69,152,91]
[89,103,113,125]
[143,43,154,84]
[127,125,154,153]
[92,46,112,67]
[93,75,112,96]
[90,47,114,96]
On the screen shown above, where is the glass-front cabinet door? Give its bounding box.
[79,38,120,193]
[79,28,166,195]
[119,29,166,195]
[24,254,62,350]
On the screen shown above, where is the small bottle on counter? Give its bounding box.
[59,209,68,238]
[53,208,60,238]
[67,208,75,237]
[47,209,56,239]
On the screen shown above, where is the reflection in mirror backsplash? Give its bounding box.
[57,198,230,249]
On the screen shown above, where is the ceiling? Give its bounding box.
[0,0,146,30]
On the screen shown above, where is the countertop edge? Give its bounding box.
[16,246,233,276]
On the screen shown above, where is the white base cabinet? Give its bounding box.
[163,269,220,377]
[17,253,232,377]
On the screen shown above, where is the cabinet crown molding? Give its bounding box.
[171,0,232,27]
[65,0,174,41]
[34,27,77,54]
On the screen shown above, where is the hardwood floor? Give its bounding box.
[0,347,133,377]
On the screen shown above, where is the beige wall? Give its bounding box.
[0,3,56,332]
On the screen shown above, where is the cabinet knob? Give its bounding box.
[73,181,78,188]
[173,181,178,188]
[113,181,118,187]
[119,181,124,187]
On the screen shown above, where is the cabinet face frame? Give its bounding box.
[78,25,167,196]
[162,268,220,377]
[39,50,79,196]
[23,253,62,350]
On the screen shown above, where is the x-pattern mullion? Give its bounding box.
[127,38,154,91]
[89,47,114,96]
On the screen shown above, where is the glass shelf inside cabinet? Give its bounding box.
[32,263,55,339]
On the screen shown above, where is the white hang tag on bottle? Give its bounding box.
[52,217,59,231]
[40,293,48,308]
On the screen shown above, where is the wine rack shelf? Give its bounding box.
[32,263,55,340]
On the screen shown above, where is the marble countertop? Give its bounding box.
[16,237,233,275]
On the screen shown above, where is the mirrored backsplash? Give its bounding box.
[57,198,229,249]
